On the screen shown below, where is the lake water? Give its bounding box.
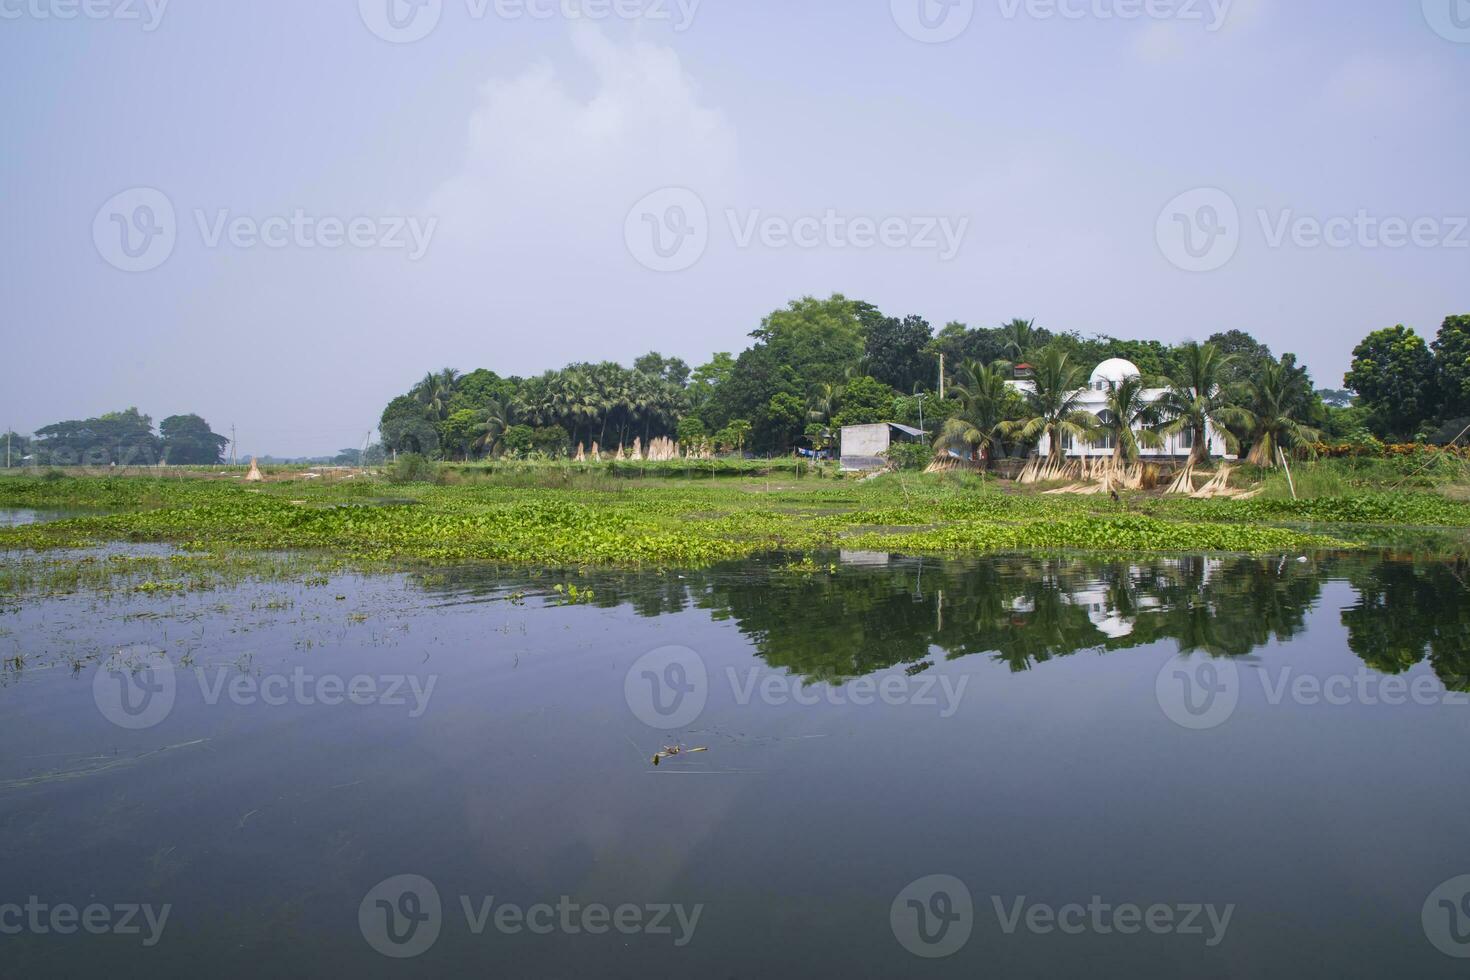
[1,549,1469,977]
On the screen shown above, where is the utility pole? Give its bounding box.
[938,354,945,400]
[5,429,10,469]
[230,424,237,467]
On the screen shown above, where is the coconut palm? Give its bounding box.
[807,382,844,427]
[934,360,1015,468]
[1001,319,1039,363]
[1243,358,1322,467]
[1005,348,1094,465]
[1154,342,1251,466]
[413,369,458,421]
[1095,375,1165,465]
[473,398,514,459]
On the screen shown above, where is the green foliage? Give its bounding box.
[33,408,162,466]
[159,414,229,465]
[1433,315,1470,418]
[387,453,440,484]
[861,309,934,393]
[882,443,931,471]
[831,375,898,428]
[1345,325,1437,439]
[677,417,707,447]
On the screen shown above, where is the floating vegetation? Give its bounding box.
[4,472,1467,588]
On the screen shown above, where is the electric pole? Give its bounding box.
[231,424,237,467]
[938,354,946,400]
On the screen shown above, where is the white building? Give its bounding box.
[1007,358,1234,461]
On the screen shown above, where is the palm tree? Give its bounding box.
[807,382,844,427]
[1001,319,1038,363]
[1244,359,1322,467]
[726,419,752,453]
[1154,342,1251,467]
[1095,376,1165,466]
[414,368,459,422]
[934,360,1014,469]
[1005,348,1093,465]
[473,398,513,459]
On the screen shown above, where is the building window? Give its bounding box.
[1061,431,1075,451]
[1094,411,1116,451]
[1179,427,1196,450]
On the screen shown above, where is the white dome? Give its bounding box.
[1090,358,1142,386]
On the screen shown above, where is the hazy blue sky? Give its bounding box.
[3,0,1467,455]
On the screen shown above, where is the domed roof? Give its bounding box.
[1090,358,1142,386]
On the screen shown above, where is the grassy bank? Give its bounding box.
[5,464,1468,571]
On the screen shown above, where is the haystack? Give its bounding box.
[245,458,264,482]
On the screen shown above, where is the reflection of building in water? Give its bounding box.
[839,551,892,568]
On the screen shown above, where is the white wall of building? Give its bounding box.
[1008,359,1235,460]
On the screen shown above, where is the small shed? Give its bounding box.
[840,423,925,472]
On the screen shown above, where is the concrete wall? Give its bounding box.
[840,424,892,472]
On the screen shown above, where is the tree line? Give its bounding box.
[378,295,1470,464]
[1,411,229,468]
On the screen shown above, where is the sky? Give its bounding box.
[1,0,1467,456]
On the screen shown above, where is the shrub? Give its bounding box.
[883,443,932,472]
[387,453,440,485]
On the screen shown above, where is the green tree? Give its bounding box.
[441,409,483,461]
[380,395,439,457]
[1001,319,1040,363]
[1205,330,1274,385]
[1154,342,1250,466]
[762,392,808,451]
[725,419,752,453]
[933,361,1017,468]
[473,398,514,458]
[1005,348,1093,464]
[1344,325,1437,439]
[1432,314,1470,419]
[502,425,536,456]
[1243,358,1323,467]
[863,313,934,393]
[676,416,707,449]
[1096,376,1164,465]
[159,414,228,465]
[831,376,897,428]
[34,408,161,466]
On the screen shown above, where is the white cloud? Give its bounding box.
[426,25,736,232]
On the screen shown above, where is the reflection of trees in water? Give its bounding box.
[1342,559,1470,691]
[415,553,1470,690]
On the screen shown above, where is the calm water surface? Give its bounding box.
[1,548,1468,977]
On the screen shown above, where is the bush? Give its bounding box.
[387,453,440,484]
[883,443,932,471]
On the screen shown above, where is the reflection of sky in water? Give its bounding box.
[0,550,1468,977]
